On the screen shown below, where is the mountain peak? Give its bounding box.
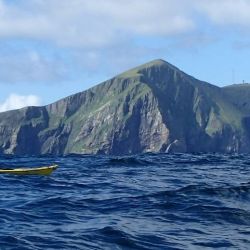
[0,57,250,155]
[117,58,179,79]
[144,58,167,66]
[136,58,176,70]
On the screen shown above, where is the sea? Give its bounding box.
[0,153,249,250]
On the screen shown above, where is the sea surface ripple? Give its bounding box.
[0,153,249,249]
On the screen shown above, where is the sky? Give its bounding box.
[0,0,250,111]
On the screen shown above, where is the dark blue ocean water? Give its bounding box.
[0,153,249,250]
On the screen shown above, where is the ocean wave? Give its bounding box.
[0,154,249,249]
[108,156,154,166]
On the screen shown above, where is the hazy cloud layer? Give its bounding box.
[0,0,195,47]
[197,0,250,27]
[0,0,249,48]
[0,0,249,85]
[0,48,68,84]
[0,93,41,112]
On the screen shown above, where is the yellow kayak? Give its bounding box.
[0,164,58,175]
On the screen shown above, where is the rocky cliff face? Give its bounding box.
[0,59,250,155]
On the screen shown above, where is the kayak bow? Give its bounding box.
[0,164,58,175]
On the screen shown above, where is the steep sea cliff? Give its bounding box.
[0,59,250,154]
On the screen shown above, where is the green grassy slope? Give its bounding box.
[222,84,250,115]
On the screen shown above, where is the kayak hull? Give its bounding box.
[0,165,58,175]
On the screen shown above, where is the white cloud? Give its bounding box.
[197,0,250,27]
[0,49,68,84]
[0,0,249,86]
[0,0,249,49]
[0,0,196,48]
[0,93,41,112]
